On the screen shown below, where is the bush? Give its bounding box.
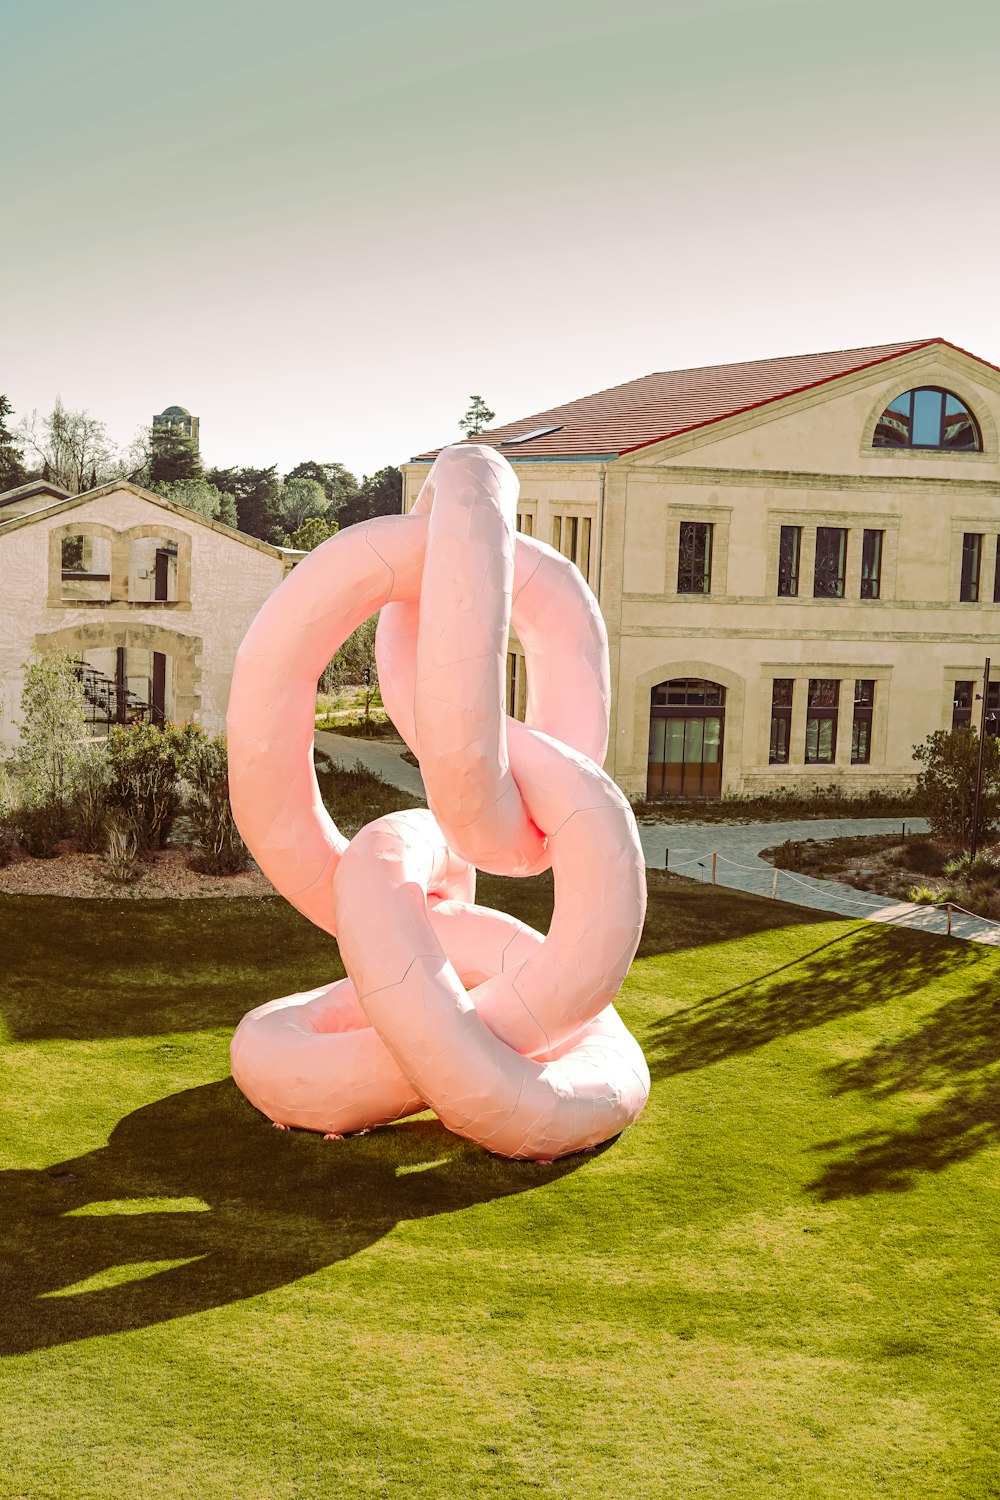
[179,732,249,875]
[942,850,1000,880]
[894,837,947,875]
[10,798,66,859]
[913,726,1000,845]
[103,810,140,884]
[72,747,112,852]
[104,722,199,850]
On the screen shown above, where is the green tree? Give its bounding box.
[458,395,496,437]
[913,726,1000,845]
[10,650,89,851]
[329,616,379,727]
[149,428,202,486]
[206,466,284,543]
[336,466,403,530]
[153,477,238,527]
[285,460,358,516]
[290,515,336,551]
[278,476,329,532]
[0,395,26,490]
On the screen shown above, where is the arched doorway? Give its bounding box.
[647,678,726,799]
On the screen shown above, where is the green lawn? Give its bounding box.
[1,875,998,1499]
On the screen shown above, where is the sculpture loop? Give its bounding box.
[227,445,650,1160]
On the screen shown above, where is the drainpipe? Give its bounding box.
[594,463,607,606]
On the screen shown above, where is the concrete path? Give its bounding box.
[312,736,997,946]
[314,728,426,799]
[640,816,1000,946]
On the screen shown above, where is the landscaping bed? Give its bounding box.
[760,831,1000,920]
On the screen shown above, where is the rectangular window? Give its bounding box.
[769,679,793,764]
[851,679,874,764]
[805,678,840,763]
[953,680,973,731]
[516,511,534,537]
[994,538,1000,603]
[960,533,982,601]
[579,516,592,582]
[813,527,847,598]
[677,521,713,594]
[860,530,883,600]
[987,683,1000,738]
[777,526,801,597]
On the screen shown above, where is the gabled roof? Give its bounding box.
[0,478,288,561]
[411,338,998,462]
[0,478,72,510]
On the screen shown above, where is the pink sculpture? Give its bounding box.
[226,445,649,1160]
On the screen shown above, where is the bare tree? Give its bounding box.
[17,398,139,494]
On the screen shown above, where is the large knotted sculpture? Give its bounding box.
[226,445,650,1160]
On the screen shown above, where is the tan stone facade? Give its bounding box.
[404,343,1000,800]
[0,482,295,746]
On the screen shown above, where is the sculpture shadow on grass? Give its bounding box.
[644,922,1000,1198]
[0,1081,589,1358]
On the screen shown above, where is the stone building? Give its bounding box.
[404,338,1000,800]
[0,479,296,744]
[152,404,200,448]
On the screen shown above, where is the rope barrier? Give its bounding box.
[659,846,1000,934]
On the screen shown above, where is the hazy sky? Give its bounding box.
[5,0,999,479]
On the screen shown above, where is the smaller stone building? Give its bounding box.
[0,480,296,745]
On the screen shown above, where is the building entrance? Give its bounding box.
[646,678,726,799]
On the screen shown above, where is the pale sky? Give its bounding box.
[5,0,999,479]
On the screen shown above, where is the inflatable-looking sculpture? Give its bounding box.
[226,444,650,1160]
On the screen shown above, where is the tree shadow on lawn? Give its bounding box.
[0,1080,587,1358]
[0,879,818,1044]
[644,922,1000,1197]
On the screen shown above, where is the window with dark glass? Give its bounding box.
[813,527,847,598]
[952,680,973,730]
[851,680,874,764]
[805,678,840,763]
[960,533,982,601]
[777,526,801,597]
[993,539,1000,604]
[769,679,793,764]
[987,683,1000,737]
[860,529,883,600]
[677,521,713,594]
[873,388,981,451]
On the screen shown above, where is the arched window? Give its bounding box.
[873,387,981,451]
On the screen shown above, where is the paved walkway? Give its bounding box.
[313,735,998,946]
[641,816,1000,946]
[314,728,426,799]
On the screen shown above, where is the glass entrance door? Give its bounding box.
[646,679,726,799]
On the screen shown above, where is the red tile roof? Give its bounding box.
[411,338,988,462]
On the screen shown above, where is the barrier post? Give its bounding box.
[947,903,953,936]
[664,847,668,870]
[711,852,717,885]
[772,867,778,899]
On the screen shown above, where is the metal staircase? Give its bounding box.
[72,659,153,731]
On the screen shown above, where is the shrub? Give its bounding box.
[179,732,249,875]
[103,810,140,884]
[104,722,199,850]
[913,726,1000,845]
[942,850,1000,880]
[908,884,946,905]
[72,747,112,852]
[895,837,947,875]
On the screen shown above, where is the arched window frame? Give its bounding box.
[862,379,996,461]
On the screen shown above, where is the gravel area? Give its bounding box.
[0,844,276,900]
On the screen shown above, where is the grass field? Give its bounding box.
[1,874,999,1499]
